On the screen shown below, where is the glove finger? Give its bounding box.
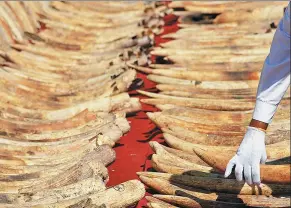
[244,165,253,185]
[252,164,261,185]
[235,163,243,182]
[225,156,237,178]
[260,150,267,164]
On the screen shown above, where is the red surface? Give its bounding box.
[107,14,179,207]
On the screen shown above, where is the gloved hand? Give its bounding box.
[224,126,267,185]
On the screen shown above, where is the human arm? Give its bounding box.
[225,3,290,185]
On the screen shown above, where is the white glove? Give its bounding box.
[224,126,267,185]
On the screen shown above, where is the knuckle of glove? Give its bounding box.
[235,167,243,181]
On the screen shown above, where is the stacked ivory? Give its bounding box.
[132,2,291,208]
[0,1,170,207]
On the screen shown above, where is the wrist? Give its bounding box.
[249,119,268,131]
[248,126,267,136]
[249,126,267,133]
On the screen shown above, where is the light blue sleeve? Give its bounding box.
[253,3,290,124]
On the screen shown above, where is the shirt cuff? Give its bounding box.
[252,100,278,124]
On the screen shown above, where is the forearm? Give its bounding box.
[252,3,290,125]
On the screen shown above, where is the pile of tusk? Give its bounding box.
[132,1,291,208]
[0,1,171,207]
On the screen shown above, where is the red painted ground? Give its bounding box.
[107,14,179,207]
